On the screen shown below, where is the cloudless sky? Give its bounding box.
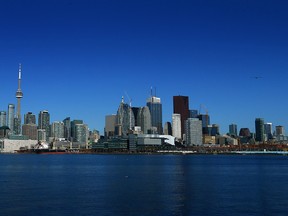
[0,0,288,135]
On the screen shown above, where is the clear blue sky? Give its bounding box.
[1,0,288,135]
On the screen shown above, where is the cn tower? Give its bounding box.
[16,63,23,120]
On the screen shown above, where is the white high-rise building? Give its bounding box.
[185,118,203,146]
[172,113,181,140]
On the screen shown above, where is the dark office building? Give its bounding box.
[255,118,264,142]
[173,96,189,138]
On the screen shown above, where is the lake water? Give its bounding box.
[0,154,288,216]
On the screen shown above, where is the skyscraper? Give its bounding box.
[172,113,181,140]
[105,115,116,138]
[38,110,50,141]
[74,124,89,143]
[173,96,189,138]
[63,117,71,141]
[0,111,7,127]
[116,97,135,136]
[146,96,162,134]
[51,121,65,140]
[255,118,264,142]
[71,119,83,140]
[164,122,172,136]
[7,104,15,132]
[229,124,238,137]
[185,118,203,146]
[24,112,36,124]
[264,123,273,140]
[15,64,23,135]
[137,106,152,134]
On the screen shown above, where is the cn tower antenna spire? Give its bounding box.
[18,63,22,80]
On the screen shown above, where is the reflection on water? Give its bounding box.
[0,154,288,215]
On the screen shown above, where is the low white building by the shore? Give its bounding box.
[0,139,37,153]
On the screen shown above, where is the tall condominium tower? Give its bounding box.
[38,110,50,141]
[15,64,23,134]
[172,113,181,140]
[185,118,203,146]
[105,115,116,138]
[137,106,152,134]
[146,96,162,134]
[229,124,238,137]
[255,118,264,142]
[51,121,65,140]
[116,97,135,136]
[264,123,273,140]
[24,112,36,124]
[7,104,15,132]
[173,96,189,138]
[63,117,71,141]
[0,111,7,127]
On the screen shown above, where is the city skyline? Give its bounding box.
[1,1,288,134]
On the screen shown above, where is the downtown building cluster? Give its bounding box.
[0,65,100,153]
[102,94,287,150]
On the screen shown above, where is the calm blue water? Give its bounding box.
[0,154,288,216]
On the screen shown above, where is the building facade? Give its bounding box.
[173,96,189,138]
[172,113,181,140]
[185,118,203,146]
[229,124,238,137]
[0,111,6,127]
[255,118,264,142]
[38,110,50,141]
[137,106,151,134]
[7,104,15,133]
[146,96,163,134]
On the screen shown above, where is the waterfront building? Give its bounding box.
[276,125,285,136]
[146,96,163,134]
[22,124,37,140]
[74,123,89,144]
[172,114,181,140]
[185,118,202,146]
[24,112,36,124]
[137,106,152,134]
[51,121,65,140]
[0,111,6,127]
[0,126,10,138]
[255,118,265,142]
[38,110,50,141]
[63,117,71,141]
[264,123,273,140]
[189,109,198,118]
[229,124,238,137]
[164,122,172,136]
[117,97,135,136]
[71,119,83,140]
[7,104,15,133]
[37,129,46,141]
[173,95,189,138]
[105,115,116,138]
